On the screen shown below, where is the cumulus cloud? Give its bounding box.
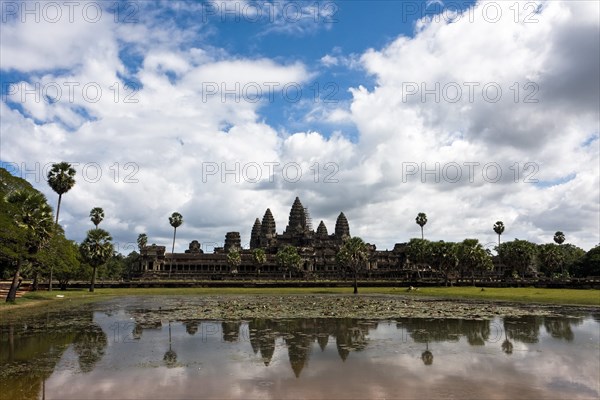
[1,0,598,251]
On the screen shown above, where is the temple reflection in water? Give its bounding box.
[2,310,597,400]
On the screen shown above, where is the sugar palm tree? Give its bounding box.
[168,212,183,278]
[89,207,104,229]
[252,248,267,274]
[4,190,54,301]
[553,231,565,245]
[336,237,369,294]
[163,321,177,368]
[227,249,241,274]
[421,342,433,365]
[137,233,148,252]
[47,162,76,224]
[80,228,114,292]
[416,213,428,239]
[493,221,505,247]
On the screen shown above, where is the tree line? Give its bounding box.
[1,164,599,300]
[0,165,138,301]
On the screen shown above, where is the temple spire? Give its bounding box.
[250,218,262,249]
[261,209,276,237]
[335,212,350,239]
[286,197,307,234]
[316,221,328,238]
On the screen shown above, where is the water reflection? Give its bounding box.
[1,304,599,400]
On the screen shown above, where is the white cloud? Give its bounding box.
[1,0,598,252]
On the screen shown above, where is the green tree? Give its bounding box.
[538,243,565,278]
[252,248,267,274]
[456,239,493,285]
[493,221,505,247]
[498,239,538,278]
[137,233,148,252]
[561,244,586,276]
[46,162,76,224]
[168,212,183,278]
[429,241,458,286]
[574,245,600,277]
[415,212,428,240]
[553,231,565,245]
[276,245,302,280]
[89,207,104,229]
[4,190,55,301]
[80,229,114,292]
[405,238,431,279]
[123,251,140,280]
[102,253,126,280]
[227,249,241,274]
[336,237,369,294]
[37,227,81,290]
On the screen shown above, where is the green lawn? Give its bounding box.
[1,286,598,311]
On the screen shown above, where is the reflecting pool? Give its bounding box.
[1,297,599,399]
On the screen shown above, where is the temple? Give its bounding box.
[138,197,407,278]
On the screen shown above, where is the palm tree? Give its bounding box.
[89,207,104,229]
[46,162,76,224]
[4,190,54,301]
[336,237,369,294]
[252,248,267,274]
[163,321,177,368]
[421,342,433,365]
[137,233,148,252]
[227,249,241,274]
[554,231,565,245]
[493,221,505,247]
[168,212,183,278]
[415,213,427,239]
[80,228,114,292]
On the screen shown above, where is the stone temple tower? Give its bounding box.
[334,212,350,240]
[285,197,308,234]
[260,208,277,248]
[250,218,262,249]
[316,221,329,239]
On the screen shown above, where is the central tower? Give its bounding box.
[285,197,308,234]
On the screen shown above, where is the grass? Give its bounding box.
[1,286,598,313]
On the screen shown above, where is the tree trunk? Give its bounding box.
[90,265,97,292]
[48,265,53,292]
[421,227,424,240]
[6,259,22,302]
[169,228,176,279]
[55,194,62,224]
[353,273,358,294]
[32,271,39,291]
[471,271,475,286]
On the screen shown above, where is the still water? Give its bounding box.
[1,297,599,400]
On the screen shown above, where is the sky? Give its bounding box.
[1,0,599,253]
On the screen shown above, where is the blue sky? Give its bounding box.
[1,0,598,251]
